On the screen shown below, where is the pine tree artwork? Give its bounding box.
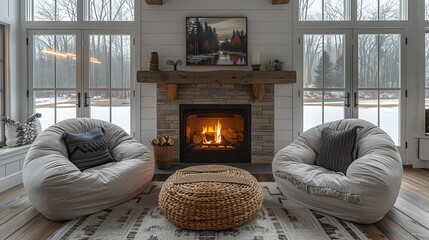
[186,17,247,66]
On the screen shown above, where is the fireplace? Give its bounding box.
[180,104,251,163]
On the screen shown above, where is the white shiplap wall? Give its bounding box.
[140,0,295,154]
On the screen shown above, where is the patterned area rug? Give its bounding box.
[50,182,370,240]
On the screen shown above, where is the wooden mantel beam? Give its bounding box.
[137,70,296,85]
[137,70,296,101]
[272,0,291,4]
[145,0,162,5]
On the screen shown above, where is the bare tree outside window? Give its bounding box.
[425,34,429,109]
[299,0,348,21]
[33,0,77,21]
[303,34,346,130]
[0,25,4,145]
[29,0,135,22]
[357,0,405,21]
[426,0,429,20]
[88,0,134,21]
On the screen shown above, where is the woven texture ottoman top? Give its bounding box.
[158,165,263,231]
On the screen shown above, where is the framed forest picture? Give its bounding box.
[186,17,248,66]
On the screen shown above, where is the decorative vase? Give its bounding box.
[149,52,159,72]
[275,61,284,71]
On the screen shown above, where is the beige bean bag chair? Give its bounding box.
[272,119,402,224]
[23,118,154,221]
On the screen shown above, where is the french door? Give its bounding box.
[301,29,406,156]
[29,30,134,133]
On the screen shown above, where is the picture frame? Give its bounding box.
[186,17,248,66]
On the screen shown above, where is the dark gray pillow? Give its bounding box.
[63,127,114,171]
[316,126,362,174]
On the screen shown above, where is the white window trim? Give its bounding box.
[21,0,141,140]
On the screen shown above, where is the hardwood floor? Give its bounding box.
[0,169,428,239]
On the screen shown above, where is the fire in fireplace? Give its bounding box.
[180,104,251,163]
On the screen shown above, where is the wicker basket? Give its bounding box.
[152,145,174,169]
[159,165,263,231]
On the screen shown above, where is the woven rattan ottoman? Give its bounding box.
[158,165,263,231]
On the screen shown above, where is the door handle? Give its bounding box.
[345,92,350,108]
[76,92,81,108]
[354,92,359,108]
[84,92,90,107]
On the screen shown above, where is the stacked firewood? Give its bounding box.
[151,136,175,146]
[192,129,244,145]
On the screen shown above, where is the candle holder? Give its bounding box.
[251,64,261,71]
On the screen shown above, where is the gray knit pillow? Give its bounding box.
[316,126,362,174]
[63,127,114,171]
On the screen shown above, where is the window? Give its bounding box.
[30,31,133,133]
[299,0,408,21]
[26,0,136,133]
[426,0,429,20]
[86,0,134,21]
[357,0,407,21]
[303,34,346,130]
[298,1,407,157]
[28,0,77,21]
[27,0,134,21]
[0,25,4,146]
[299,0,350,21]
[425,33,429,133]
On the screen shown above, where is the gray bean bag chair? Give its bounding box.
[272,119,403,224]
[23,118,154,221]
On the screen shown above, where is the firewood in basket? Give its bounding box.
[151,138,160,145]
[167,137,175,146]
[158,136,167,145]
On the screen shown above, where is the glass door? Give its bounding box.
[353,29,406,154]
[83,30,133,133]
[29,30,82,129]
[29,30,134,133]
[302,31,351,131]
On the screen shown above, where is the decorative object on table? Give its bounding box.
[251,64,261,71]
[23,118,154,220]
[264,59,276,71]
[186,17,247,66]
[275,59,284,71]
[149,52,159,72]
[166,60,182,70]
[251,51,261,71]
[272,119,403,224]
[159,165,263,231]
[51,182,370,239]
[151,136,175,169]
[1,113,42,147]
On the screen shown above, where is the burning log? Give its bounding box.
[193,135,203,144]
[222,129,238,144]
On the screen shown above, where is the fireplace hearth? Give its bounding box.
[180,104,251,163]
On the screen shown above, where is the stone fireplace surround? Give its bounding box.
[156,83,274,164]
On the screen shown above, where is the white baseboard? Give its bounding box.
[0,172,23,192]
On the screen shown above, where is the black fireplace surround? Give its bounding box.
[180,104,251,163]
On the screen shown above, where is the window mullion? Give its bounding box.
[109,35,112,122]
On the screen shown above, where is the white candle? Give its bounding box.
[252,52,260,65]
